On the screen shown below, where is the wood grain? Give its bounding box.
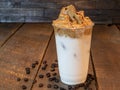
[91,25,120,90]
[0,23,53,90]
[32,34,97,90]
[0,23,22,47]
[96,0,120,9]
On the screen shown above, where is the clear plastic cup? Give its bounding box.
[52,25,93,85]
[52,5,94,85]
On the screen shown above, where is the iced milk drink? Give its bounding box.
[52,5,94,85]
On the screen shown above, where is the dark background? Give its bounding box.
[0,0,120,23]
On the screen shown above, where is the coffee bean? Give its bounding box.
[32,63,36,68]
[84,86,88,90]
[55,63,58,67]
[87,74,92,78]
[35,61,39,65]
[53,84,59,89]
[68,86,72,89]
[22,85,27,89]
[88,78,93,82]
[51,68,55,72]
[87,82,91,87]
[91,76,95,80]
[55,79,59,83]
[51,63,56,68]
[24,78,28,82]
[43,60,47,64]
[79,83,84,87]
[60,87,66,90]
[47,84,52,88]
[26,70,30,74]
[45,64,48,68]
[25,67,30,74]
[74,85,80,89]
[55,59,58,62]
[86,74,94,85]
[52,77,56,81]
[39,74,44,78]
[48,77,56,82]
[39,83,43,88]
[87,80,91,85]
[41,64,48,70]
[17,78,21,81]
[84,82,89,89]
[49,78,53,81]
[52,73,57,76]
[41,67,45,70]
[51,63,58,68]
[25,67,30,70]
[46,73,51,78]
[87,74,94,80]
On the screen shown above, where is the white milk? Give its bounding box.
[55,34,92,85]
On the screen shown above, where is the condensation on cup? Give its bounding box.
[52,5,94,85]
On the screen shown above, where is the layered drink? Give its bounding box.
[52,5,94,85]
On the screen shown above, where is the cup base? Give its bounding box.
[61,78,85,85]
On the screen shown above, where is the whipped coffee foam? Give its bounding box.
[52,5,94,37]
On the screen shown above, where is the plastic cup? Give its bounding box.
[52,25,93,85]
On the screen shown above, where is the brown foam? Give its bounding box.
[52,5,94,38]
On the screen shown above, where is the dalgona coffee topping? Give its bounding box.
[52,5,94,38]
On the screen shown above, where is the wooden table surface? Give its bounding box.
[0,23,119,90]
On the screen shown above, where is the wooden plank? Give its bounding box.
[0,1,120,23]
[74,1,96,9]
[0,23,53,90]
[0,23,22,47]
[112,17,120,24]
[0,8,43,17]
[0,16,25,22]
[91,25,120,90]
[96,0,120,9]
[32,34,97,90]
